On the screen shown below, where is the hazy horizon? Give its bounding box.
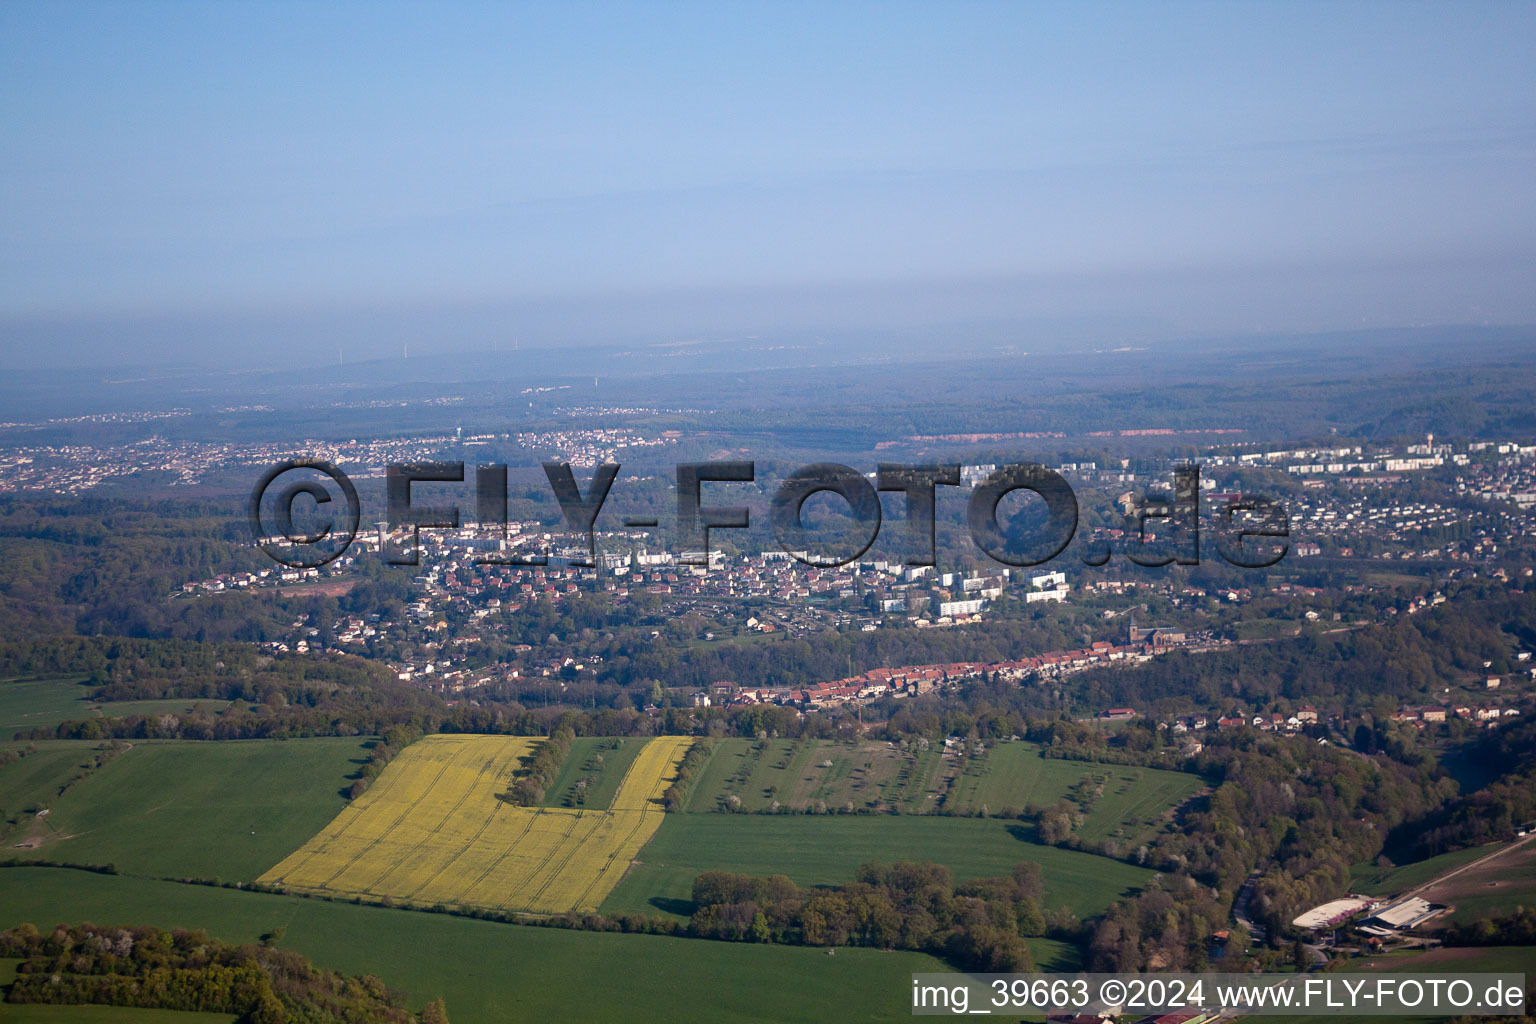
[4,1,1535,369]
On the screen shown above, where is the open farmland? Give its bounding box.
[0,866,940,1024]
[1352,843,1498,896]
[0,676,228,741]
[601,814,1151,920]
[260,734,691,914]
[683,738,1200,846]
[945,745,1204,846]
[3,739,368,879]
[0,743,105,832]
[1413,838,1536,922]
[1353,837,1536,923]
[0,677,96,738]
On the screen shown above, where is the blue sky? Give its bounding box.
[2,1,1534,365]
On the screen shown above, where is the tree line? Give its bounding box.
[499,727,574,805]
[685,861,1053,972]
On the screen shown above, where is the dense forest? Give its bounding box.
[1384,718,1536,859]
[1079,726,1453,970]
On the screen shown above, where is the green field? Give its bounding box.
[1234,618,1307,641]
[0,672,242,746]
[1432,846,1536,923]
[0,742,105,824]
[0,677,97,739]
[685,738,827,811]
[3,739,370,881]
[0,867,941,1024]
[1380,945,1536,973]
[1351,844,1498,896]
[601,814,1151,919]
[686,738,955,814]
[943,745,1203,846]
[682,739,1201,848]
[86,699,232,720]
[0,676,234,743]
[1350,840,1536,922]
[1444,886,1536,923]
[1023,937,1081,972]
[542,736,648,810]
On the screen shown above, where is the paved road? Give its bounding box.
[1231,869,1267,942]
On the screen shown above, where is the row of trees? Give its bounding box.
[687,861,1056,972]
[1443,906,1536,947]
[499,727,574,805]
[348,724,425,799]
[661,739,712,812]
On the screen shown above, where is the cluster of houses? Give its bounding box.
[1140,699,1522,738]
[181,566,321,593]
[1212,435,1527,479]
[1090,695,1529,766]
[1160,706,1322,735]
[689,631,1197,710]
[1462,441,1536,508]
[1389,704,1521,726]
[214,529,1087,635]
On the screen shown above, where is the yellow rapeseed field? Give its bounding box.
[258,733,691,914]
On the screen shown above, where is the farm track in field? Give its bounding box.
[305,740,466,891]
[258,734,692,915]
[570,741,679,910]
[539,749,655,911]
[446,806,541,906]
[369,748,508,897]
[516,807,591,910]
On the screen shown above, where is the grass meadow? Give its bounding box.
[942,743,1202,845]
[0,676,230,741]
[1351,843,1498,895]
[601,813,1151,920]
[0,866,940,1024]
[2,738,370,881]
[542,735,649,810]
[682,738,1201,849]
[0,743,106,823]
[0,677,97,739]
